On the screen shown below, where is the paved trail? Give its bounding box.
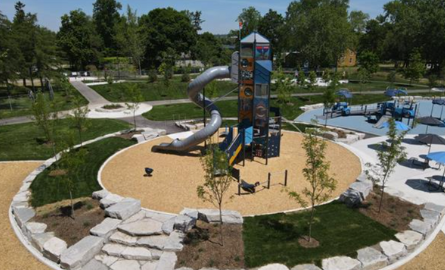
[0,161,49,270]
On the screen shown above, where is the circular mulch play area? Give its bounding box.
[100,131,362,216]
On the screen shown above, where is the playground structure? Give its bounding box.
[152,32,282,167]
[320,88,418,128]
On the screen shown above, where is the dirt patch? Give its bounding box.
[115,131,141,140]
[176,221,244,269]
[298,236,320,248]
[48,169,67,177]
[358,188,422,232]
[32,198,105,246]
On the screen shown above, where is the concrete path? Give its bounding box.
[0,161,50,270]
[70,81,110,104]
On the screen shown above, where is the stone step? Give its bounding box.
[118,219,163,236]
[110,231,139,246]
[102,243,153,261]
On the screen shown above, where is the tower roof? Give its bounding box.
[241,32,270,44]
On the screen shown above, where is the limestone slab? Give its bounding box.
[110,231,138,246]
[145,211,176,223]
[110,260,141,270]
[174,215,196,232]
[105,198,141,220]
[163,231,184,251]
[123,210,146,224]
[155,252,177,270]
[92,190,109,200]
[142,261,158,270]
[43,237,67,263]
[180,208,199,219]
[420,209,441,225]
[409,219,432,237]
[424,203,445,215]
[31,232,55,252]
[82,259,108,270]
[395,230,423,251]
[118,219,163,236]
[349,181,372,199]
[13,207,35,228]
[102,243,127,257]
[95,254,119,266]
[259,264,289,270]
[379,240,407,263]
[357,247,388,270]
[90,218,122,238]
[137,235,168,250]
[162,217,175,235]
[24,222,47,238]
[100,194,124,209]
[198,209,243,224]
[291,264,321,270]
[322,256,361,270]
[60,236,104,269]
[121,247,152,260]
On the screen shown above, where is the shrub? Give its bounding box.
[181,73,191,82]
[148,69,158,83]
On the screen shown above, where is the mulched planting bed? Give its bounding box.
[175,221,245,269]
[358,188,423,232]
[32,198,105,246]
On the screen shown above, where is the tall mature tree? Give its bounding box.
[194,32,224,67]
[358,18,390,60]
[258,9,284,61]
[92,0,122,56]
[57,10,102,69]
[237,7,262,38]
[140,8,197,68]
[115,5,146,75]
[349,10,369,34]
[0,11,20,92]
[403,50,425,85]
[184,10,204,32]
[357,50,380,81]
[285,0,352,69]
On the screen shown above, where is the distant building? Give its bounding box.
[337,48,357,67]
[175,53,205,69]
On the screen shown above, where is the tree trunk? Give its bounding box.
[133,110,137,131]
[138,60,142,76]
[308,203,315,242]
[219,203,224,246]
[79,128,83,146]
[40,76,44,92]
[70,190,75,219]
[23,78,27,87]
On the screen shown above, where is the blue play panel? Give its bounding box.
[296,100,445,136]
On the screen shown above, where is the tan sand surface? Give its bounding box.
[102,131,361,215]
[0,161,49,270]
[399,232,445,270]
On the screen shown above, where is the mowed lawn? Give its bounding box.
[243,202,396,268]
[0,118,130,161]
[30,137,136,207]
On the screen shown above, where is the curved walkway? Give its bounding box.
[0,161,49,270]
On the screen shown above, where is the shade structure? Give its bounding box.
[336,89,353,99]
[432,99,445,105]
[415,134,445,154]
[417,116,443,126]
[385,89,408,97]
[380,120,411,131]
[427,151,445,164]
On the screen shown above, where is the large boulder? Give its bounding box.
[155,252,177,270]
[379,240,407,263]
[198,209,243,224]
[105,198,141,220]
[291,264,321,270]
[356,247,388,270]
[322,256,361,270]
[92,190,109,200]
[43,237,67,263]
[174,215,196,232]
[395,230,423,251]
[60,236,104,269]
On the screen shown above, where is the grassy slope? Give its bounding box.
[0,85,88,119]
[91,78,238,102]
[0,118,130,161]
[243,202,396,267]
[30,137,136,207]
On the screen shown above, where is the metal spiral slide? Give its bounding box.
[152,66,230,152]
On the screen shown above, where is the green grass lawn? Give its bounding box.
[0,85,88,119]
[0,118,130,161]
[30,137,136,207]
[91,77,238,102]
[243,202,396,268]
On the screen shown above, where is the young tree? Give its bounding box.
[31,92,53,143]
[71,97,90,146]
[288,128,337,243]
[197,143,233,246]
[404,50,426,85]
[274,67,292,104]
[308,71,317,92]
[387,71,397,87]
[125,84,144,130]
[358,50,380,80]
[298,68,306,88]
[367,118,408,213]
[59,132,87,218]
[322,88,336,127]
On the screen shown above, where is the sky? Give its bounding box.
[0,0,388,34]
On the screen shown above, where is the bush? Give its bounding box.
[181,73,191,82]
[148,70,158,83]
[85,65,97,72]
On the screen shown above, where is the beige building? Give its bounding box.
[338,48,357,67]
